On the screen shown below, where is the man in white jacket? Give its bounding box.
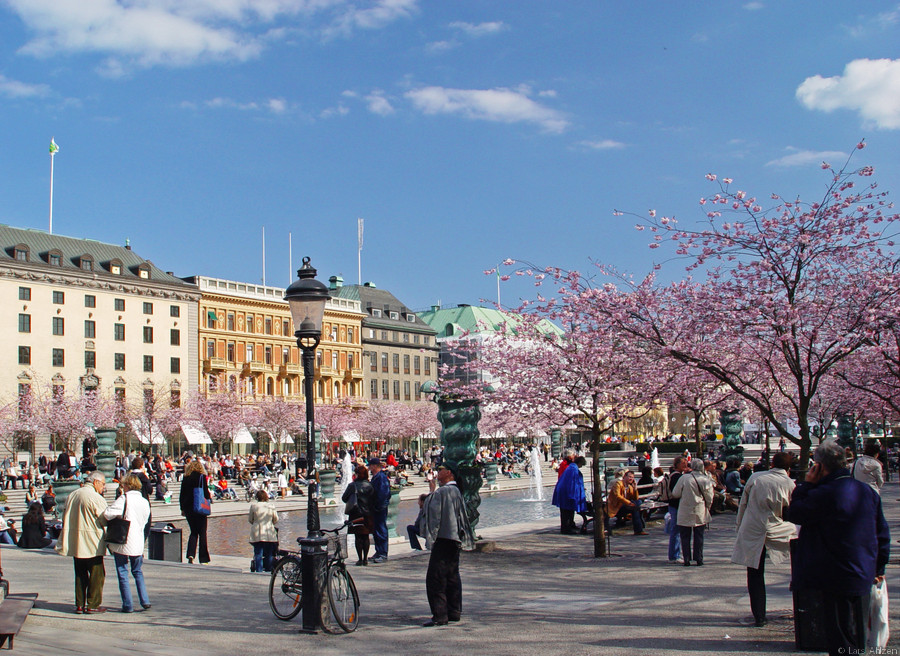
[731,451,797,627]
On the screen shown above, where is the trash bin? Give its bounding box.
[148,523,182,562]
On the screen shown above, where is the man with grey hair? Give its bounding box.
[789,440,890,654]
[57,471,109,614]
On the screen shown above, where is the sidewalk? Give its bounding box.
[5,485,898,656]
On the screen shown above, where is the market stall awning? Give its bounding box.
[341,429,361,443]
[252,427,295,445]
[180,421,213,445]
[233,425,256,445]
[131,419,165,445]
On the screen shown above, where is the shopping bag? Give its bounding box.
[868,579,889,648]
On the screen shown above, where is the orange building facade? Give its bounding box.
[189,276,365,403]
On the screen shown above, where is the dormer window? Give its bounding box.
[389,311,399,320]
[371,308,382,317]
[80,255,94,271]
[137,264,151,279]
[14,244,29,262]
[406,314,416,322]
[109,258,122,275]
[48,250,63,266]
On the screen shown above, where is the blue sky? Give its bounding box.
[1,1,899,311]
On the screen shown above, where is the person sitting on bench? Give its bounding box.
[607,469,648,535]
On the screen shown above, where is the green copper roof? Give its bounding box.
[417,304,562,338]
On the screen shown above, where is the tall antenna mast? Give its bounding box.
[357,217,364,285]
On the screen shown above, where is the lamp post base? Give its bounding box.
[299,535,328,634]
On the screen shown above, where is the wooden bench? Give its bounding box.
[0,593,38,650]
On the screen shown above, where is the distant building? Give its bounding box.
[185,275,365,404]
[328,277,439,403]
[0,223,200,413]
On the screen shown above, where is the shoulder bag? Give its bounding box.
[193,475,212,516]
[106,494,131,544]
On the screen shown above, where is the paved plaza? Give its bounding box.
[3,472,899,656]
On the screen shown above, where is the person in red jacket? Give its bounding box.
[557,450,574,479]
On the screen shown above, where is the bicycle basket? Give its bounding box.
[327,533,348,560]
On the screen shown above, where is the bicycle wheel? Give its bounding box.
[268,555,303,620]
[326,563,359,632]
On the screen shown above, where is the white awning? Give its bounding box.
[180,422,213,445]
[233,425,256,445]
[261,428,294,445]
[131,419,165,445]
[341,429,361,443]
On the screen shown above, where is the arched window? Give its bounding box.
[266,378,274,396]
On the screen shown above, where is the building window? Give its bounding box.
[415,382,422,400]
[52,291,65,304]
[52,317,64,336]
[403,333,409,343]
[226,313,234,331]
[115,353,125,370]
[348,353,354,369]
[170,329,180,346]
[85,351,96,368]
[265,346,272,365]
[330,327,337,341]
[49,253,62,266]
[348,328,354,344]
[207,311,217,328]
[143,355,154,372]
[414,335,420,344]
[114,323,125,341]
[115,298,125,312]
[382,380,389,398]
[138,267,150,279]
[369,352,377,371]
[370,380,378,398]
[381,353,388,372]
[143,326,153,343]
[404,381,411,401]
[143,302,153,315]
[227,342,235,362]
[18,314,30,333]
[414,356,421,375]
[84,320,96,339]
[81,256,94,271]
[392,353,400,373]
[372,309,382,317]
[171,390,181,408]
[247,314,255,333]
[207,340,216,359]
[403,354,410,374]
[381,331,388,341]
[14,246,28,261]
[265,317,272,335]
[425,357,431,375]
[393,380,400,400]
[110,263,121,275]
[18,346,30,365]
[170,305,180,317]
[18,287,30,301]
[424,337,430,345]
[332,352,338,369]
[283,347,290,364]
[171,357,181,374]
[393,332,399,342]
[52,348,64,367]
[246,344,254,362]
[85,295,96,308]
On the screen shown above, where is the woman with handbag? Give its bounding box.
[341,465,375,565]
[671,458,714,566]
[103,474,152,612]
[248,490,278,572]
[179,459,212,564]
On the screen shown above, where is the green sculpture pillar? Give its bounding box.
[550,428,562,459]
[837,414,855,450]
[94,427,119,482]
[422,382,482,530]
[719,410,745,462]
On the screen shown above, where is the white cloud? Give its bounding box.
[743,2,764,10]
[765,148,846,167]
[5,0,418,71]
[844,6,900,38]
[365,90,394,116]
[577,139,625,150]
[197,96,290,113]
[796,58,900,129]
[267,97,288,114]
[404,85,568,133]
[0,74,50,98]
[426,40,459,54]
[448,21,508,37]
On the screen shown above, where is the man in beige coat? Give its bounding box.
[731,452,797,627]
[57,471,108,613]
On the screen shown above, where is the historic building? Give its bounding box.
[328,277,439,404]
[188,275,365,404]
[0,224,200,408]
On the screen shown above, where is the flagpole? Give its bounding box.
[288,232,293,285]
[49,138,58,234]
[357,217,364,285]
[262,226,266,286]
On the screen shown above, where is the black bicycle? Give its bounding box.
[267,519,360,633]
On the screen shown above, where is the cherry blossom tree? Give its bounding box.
[601,145,900,466]
[186,392,246,455]
[660,363,736,456]
[252,397,304,454]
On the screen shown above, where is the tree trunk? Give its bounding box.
[591,424,608,558]
[693,410,702,458]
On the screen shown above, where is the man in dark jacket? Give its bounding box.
[368,458,391,563]
[788,441,890,655]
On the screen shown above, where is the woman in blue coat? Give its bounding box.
[552,456,587,534]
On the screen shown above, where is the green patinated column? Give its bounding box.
[437,398,482,530]
[719,410,745,462]
[550,428,562,459]
[837,414,855,450]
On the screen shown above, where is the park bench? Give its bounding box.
[0,593,38,650]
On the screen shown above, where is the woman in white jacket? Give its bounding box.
[671,459,714,567]
[103,474,152,612]
[249,490,279,573]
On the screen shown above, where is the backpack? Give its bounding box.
[658,472,673,502]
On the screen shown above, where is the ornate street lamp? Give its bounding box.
[284,256,329,634]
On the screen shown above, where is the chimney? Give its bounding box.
[329,275,343,290]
